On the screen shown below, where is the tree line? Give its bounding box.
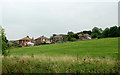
[92,26,120,39]
[52,25,120,42]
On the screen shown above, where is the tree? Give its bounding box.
[0,26,9,55]
[68,32,74,36]
[73,34,79,39]
[50,36,53,41]
[68,36,76,41]
[102,28,110,37]
[118,26,120,37]
[53,34,56,37]
[92,27,102,34]
[91,33,98,38]
[109,26,119,37]
[92,27,103,38]
[82,30,92,35]
[61,35,68,42]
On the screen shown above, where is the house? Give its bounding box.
[78,33,91,40]
[52,35,64,43]
[78,33,83,40]
[83,34,91,40]
[8,41,14,45]
[35,36,50,44]
[18,36,34,47]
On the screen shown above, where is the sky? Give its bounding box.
[0,0,119,40]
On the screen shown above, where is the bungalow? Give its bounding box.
[35,36,50,44]
[52,35,64,43]
[18,36,34,47]
[78,33,91,40]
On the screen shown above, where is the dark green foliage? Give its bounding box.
[92,27,103,39]
[14,43,22,47]
[67,32,79,41]
[1,29,8,50]
[35,42,48,46]
[3,50,10,56]
[92,27,102,34]
[109,26,119,37]
[68,36,76,41]
[102,28,110,37]
[62,35,68,42]
[53,34,56,36]
[102,26,120,38]
[55,39,60,42]
[0,27,9,55]
[50,36,53,41]
[70,38,76,41]
[82,31,92,35]
[118,26,120,37]
[73,34,79,39]
[7,44,13,48]
[91,33,98,38]
[68,32,74,36]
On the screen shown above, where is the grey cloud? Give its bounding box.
[2,2,118,40]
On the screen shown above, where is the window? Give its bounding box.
[43,39,45,41]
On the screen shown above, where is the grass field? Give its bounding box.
[2,37,120,73]
[9,38,118,58]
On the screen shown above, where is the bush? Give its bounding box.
[14,43,22,47]
[2,50,10,56]
[68,37,76,41]
[55,39,60,42]
[92,33,98,38]
[35,42,48,46]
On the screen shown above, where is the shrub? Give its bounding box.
[68,37,76,41]
[35,42,48,46]
[2,50,10,56]
[14,43,22,47]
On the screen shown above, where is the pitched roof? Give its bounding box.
[19,36,31,41]
[8,42,14,44]
[53,35,63,38]
[83,34,89,36]
[78,33,83,36]
[35,36,49,40]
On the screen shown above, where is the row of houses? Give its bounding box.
[17,36,51,47]
[9,33,91,47]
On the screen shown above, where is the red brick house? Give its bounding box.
[18,36,34,47]
[35,36,50,44]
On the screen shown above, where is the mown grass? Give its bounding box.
[2,55,120,73]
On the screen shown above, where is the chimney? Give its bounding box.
[27,36,29,38]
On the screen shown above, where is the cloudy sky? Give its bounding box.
[0,0,118,40]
